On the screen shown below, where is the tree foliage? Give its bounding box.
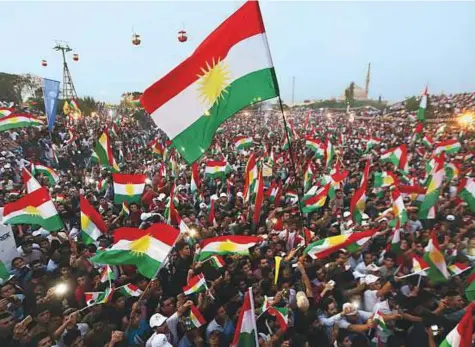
[404,96,419,112]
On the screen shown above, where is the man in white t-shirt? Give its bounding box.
[363,274,394,313]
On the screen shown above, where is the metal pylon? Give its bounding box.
[54,41,77,100]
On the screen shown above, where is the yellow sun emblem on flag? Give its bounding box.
[130,234,151,255]
[25,206,40,215]
[81,214,91,229]
[217,240,237,252]
[197,58,231,115]
[125,184,134,196]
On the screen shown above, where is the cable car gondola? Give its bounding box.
[41,60,47,67]
[132,33,141,46]
[178,30,188,43]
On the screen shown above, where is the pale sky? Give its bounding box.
[2,1,474,103]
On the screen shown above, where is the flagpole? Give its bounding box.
[277,96,306,220]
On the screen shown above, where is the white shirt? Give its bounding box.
[363,289,381,312]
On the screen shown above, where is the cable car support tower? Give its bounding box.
[53,41,78,100]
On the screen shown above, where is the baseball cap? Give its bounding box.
[343,211,351,218]
[149,313,167,328]
[365,274,380,285]
[199,202,207,209]
[219,193,227,198]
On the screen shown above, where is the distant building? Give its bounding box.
[336,84,369,102]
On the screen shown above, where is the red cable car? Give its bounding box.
[73,54,79,62]
[41,60,47,67]
[178,30,188,43]
[132,33,141,46]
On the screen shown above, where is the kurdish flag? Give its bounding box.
[100,265,116,283]
[416,86,428,122]
[351,159,370,223]
[32,163,60,186]
[434,139,461,155]
[262,296,288,331]
[445,161,461,181]
[448,263,471,277]
[231,287,258,347]
[208,255,225,270]
[439,303,473,347]
[80,195,107,245]
[112,174,147,204]
[243,153,258,203]
[91,131,120,173]
[96,179,108,194]
[268,182,282,206]
[22,168,41,193]
[424,230,450,283]
[301,184,330,214]
[380,144,408,172]
[458,177,475,212]
[234,136,253,150]
[85,290,112,306]
[412,255,430,274]
[3,187,63,231]
[205,160,231,179]
[305,137,322,152]
[373,171,398,188]
[391,187,408,225]
[189,305,206,328]
[324,137,335,169]
[0,108,14,117]
[0,113,44,131]
[117,283,143,298]
[121,201,130,217]
[422,134,434,148]
[419,153,445,219]
[197,235,260,261]
[304,229,378,260]
[141,1,279,164]
[183,273,207,295]
[190,162,201,193]
[373,311,388,333]
[91,224,181,278]
[363,136,382,152]
[303,162,314,193]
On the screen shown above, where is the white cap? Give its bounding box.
[149,334,172,347]
[219,193,227,198]
[446,215,455,221]
[149,313,167,328]
[199,202,207,209]
[343,211,351,218]
[365,274,380,285]
[141,213,153,221]
[342,303,358,316]
[361,213,369,220]
[236,192,243,198]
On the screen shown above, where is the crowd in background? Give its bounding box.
[0,92,474,347]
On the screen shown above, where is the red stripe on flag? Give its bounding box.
[114,224,180,246]
[80,195,107,233]
[112,173,147,184]
[4,187,51,214]
[141,1,266,113]
[183,273,205,292]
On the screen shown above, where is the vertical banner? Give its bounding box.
[43,78,60,131]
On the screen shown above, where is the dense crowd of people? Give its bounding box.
[0,92,474,347]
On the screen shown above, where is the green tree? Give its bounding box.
[405,96,419,112]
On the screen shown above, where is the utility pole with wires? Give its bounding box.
[53,40,78,100]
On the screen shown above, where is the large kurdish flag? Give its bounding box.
[0,113,44,132]
[439,303,473,347]
[141,1,279,164]
[91,224,180,278]
[92,131,120,172]
[234,136,253,150]
[3,187,63,231]
[113,174,147,204]
[80,195,107,245]
[197,235,260,261]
